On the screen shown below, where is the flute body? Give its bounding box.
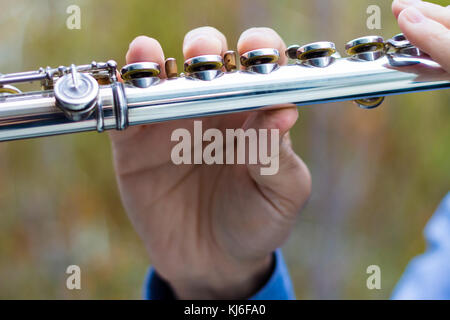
[0,35,449,142]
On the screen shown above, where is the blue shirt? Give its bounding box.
[391,192,450,299]
[144,192,450,300]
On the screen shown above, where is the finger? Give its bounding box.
[237,28,307,215]
[237,27,288,66]
[125,35,166,78]
[110,35,166,143]
[243,107,311,217]
[397,6,450,71]
[392,0,450,28]
[183,26,228,59]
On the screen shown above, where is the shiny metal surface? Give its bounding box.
[386,33,411,49]
[54,65,99,120]
[0,88,116,141]
[240,48,279,67]
[354,96,385,109]
[386,33,421,56]
[285,45,300,60]
[0,61,116,88]
[0,53,449,142]
[184,55,223,73]
[119,62,161,90]
[295,42,337,68]
[345,35,385,54]
[112,82,128,130]
[125,55,449,124]
[0,84,22,95]
[120,62,161,80]
[297,41,336,59]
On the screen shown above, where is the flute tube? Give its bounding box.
[0,55,449,142]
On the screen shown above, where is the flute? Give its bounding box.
[0,34,448,142]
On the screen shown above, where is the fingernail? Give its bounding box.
[403,7,425,23]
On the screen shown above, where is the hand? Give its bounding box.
[392,0,450,72]
[109,27,311,299]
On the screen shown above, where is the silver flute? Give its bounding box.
[0,34,449,142]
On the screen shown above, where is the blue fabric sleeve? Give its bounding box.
[391,192,450,300]
[143,249,295,300]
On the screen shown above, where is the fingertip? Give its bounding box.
[183,34,224,59]
[393,0,450,29]
[237,28,287,65]
[126,35,165,68]
[397,6,450,71]
[182,26,228,59]
[391,0,417,18]
[396,7,423,50]
[392,0,403,18]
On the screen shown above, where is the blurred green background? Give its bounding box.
[0,0,449,299]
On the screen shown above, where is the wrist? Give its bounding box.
[165,254,274,299]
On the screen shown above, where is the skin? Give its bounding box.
[109,0,450,299]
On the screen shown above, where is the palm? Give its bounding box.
[111,112,296,274]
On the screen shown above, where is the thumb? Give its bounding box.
[397,6,450,72]
[243,107,311,215]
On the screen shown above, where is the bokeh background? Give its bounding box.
[0,0,449,299]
